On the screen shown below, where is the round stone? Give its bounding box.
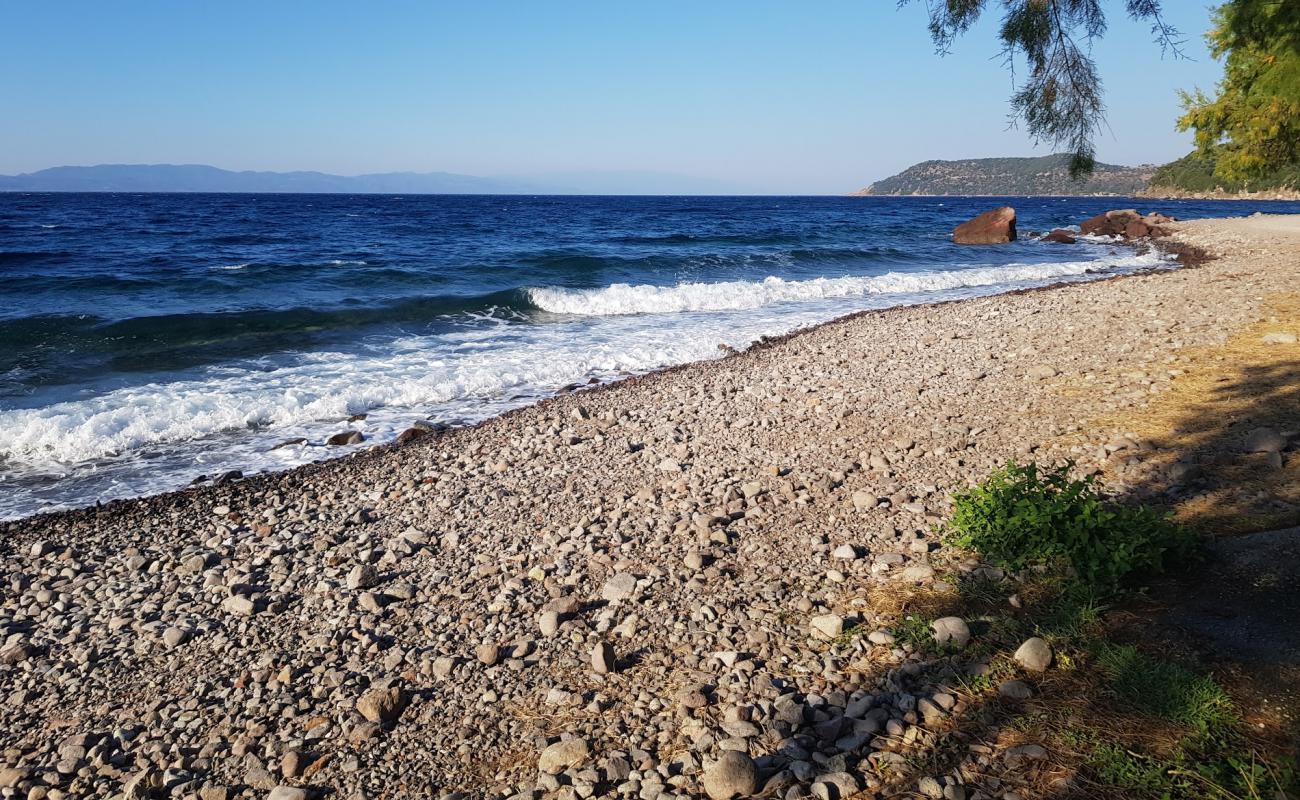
[702,750,759,800]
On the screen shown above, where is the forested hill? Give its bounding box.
[855,154,1154,196]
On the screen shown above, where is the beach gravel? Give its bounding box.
[0,215,1295,798]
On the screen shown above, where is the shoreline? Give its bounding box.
[2,236,1196,529]
[1,214,1296,798]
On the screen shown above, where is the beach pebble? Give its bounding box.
[810,614,844,639]
[538,738,591,774]
[591,641,616,674]
[702,750,759,799]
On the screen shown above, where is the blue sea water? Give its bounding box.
[2,193,1297,519]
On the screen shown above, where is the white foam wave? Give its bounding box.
[217,263,250,271]
[0,246,1175,519]
[527,252,1167,316]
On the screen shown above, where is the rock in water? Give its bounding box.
[1080,208,1141,237]
[326,431,364,446]
[702,750,759,799]
[1043,228,1077,244]
[953,207,1016,244]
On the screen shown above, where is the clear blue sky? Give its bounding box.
[0,1,1225,193]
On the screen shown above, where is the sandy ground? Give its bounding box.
[1,214,1297,800]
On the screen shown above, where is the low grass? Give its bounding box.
[857,461,1299,799]
[1095,644,1238,737]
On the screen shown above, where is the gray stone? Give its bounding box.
[591,641,616,674]
[831,544,858,560]
[811,771,860,800]
[930,616,971,648]
[538,738,591,774]
[810,614,844,639]
[998,680,1033,700]
[347,564,379,590]
[162,626,188,649]
[355,685,404,725]
[1243,427,1288,454]
[222,595,255,616]
[701,751,759,800]
[602,572,637,603]
[1014,637,1053,672]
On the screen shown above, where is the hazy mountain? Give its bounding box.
[855,154,1155,196]
[0,164,754,195]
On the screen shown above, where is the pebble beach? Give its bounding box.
[2,214,1298,800]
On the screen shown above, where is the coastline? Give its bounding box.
[852,189,1300,200]
[2,215,1297,797]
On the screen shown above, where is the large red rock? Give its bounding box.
[1124,220,1151,239]
[1080,209,1142,237]
[953,207,1017,245]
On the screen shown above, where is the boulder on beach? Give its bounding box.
[953,206,1017,244]
[1080,209,1176,239]
[1081,209,1141,237]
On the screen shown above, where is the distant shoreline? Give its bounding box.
[851,190,1300,201]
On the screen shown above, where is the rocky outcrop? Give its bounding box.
[1080,209,1177,239]
[953,206,1017,244]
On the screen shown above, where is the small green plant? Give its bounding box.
[1092,742,1175,792]
[947,461,1196,592]
[1096,644,1238,738]
[891,614,936,652]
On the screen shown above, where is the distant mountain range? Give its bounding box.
[855,154,1156,196]
[0,164,749,195]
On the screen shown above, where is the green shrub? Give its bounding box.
[947,462,1195,592]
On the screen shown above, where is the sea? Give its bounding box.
[2,193,1297,520]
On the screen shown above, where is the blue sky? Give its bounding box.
[1,1,1225,193]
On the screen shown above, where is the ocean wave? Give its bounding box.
[526,251,1169,316]
[0,319,730,467]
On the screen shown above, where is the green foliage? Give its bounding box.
[946,462,1194,592]
[891,613,937,652]
[904,1,1181,176]
[1178,0,1300,183]
[1034,586,1106,644]
[1151,150,1300,193]
[862,154,1151,195]
[1091,743,1174,792]
[1096,644,1238,737]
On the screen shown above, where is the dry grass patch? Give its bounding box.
[1075,293,1300,534]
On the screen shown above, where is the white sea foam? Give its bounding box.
[526,252,1167,316]
[0,246,1175,519]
